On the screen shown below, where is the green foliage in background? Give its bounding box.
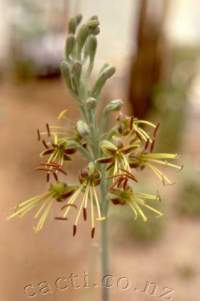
[152,46,199,152]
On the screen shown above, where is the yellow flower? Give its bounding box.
[61,163,106,238]
[7,182,77,233]
[129,152,182,185]
[110,186,162,222]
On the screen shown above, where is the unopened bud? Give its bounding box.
[60,61,72,90]
[72,61,82,83]
[84,35,97,62]
[92,66,116,98]
[104,99,123,113]
[65,34,76,59]
[68,14,82,34]
[100,140,117,154]
[88,162,96,176]
[86,97,97,109]
[76,120,90,137]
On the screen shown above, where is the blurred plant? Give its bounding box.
[176,166,200,217]
[152,47,199,152]
[8,15,181,301]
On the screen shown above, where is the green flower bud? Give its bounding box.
[60,61,72,90]
[76,120,90,137]
[68,14,82,34]
[100,140,117,154]
[104,99,123,113]
[87,18,100,30]
[77,24,90,53]
[84,35,97,62]
[88,161,96,176]
[86,97,97,109]
[72,61,82,83]
[65,34,76,59]
[91,66,116,98]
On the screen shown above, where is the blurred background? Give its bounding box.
[0,0,200,300]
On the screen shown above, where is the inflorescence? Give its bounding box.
[8,15,182,238]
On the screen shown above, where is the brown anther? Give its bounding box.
[153,122,160,138]
[111,198,121,205]
[42,149,54,156]
[56,167,67,175]
[135,131,143,141]
[60,191,75,199]
[150,139,155,152]
[83,208,87,221]
[61,203,78,210]
[64,148,76,155]
[46,173,50,182]
[144,139,150,151]
[46,123,51,137]
[73,225,77,236]
[37,129,41,141]
[53,172,58,181]
[91,227,95,239]
[121,145,136,154]
[116,177,124,188]
[119,168,138,182]
[42,140,49,149]
[55,217,68,221]
[123,178,128,189]
[97,157,113,164]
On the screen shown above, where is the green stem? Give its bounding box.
[100,176,110,301]
[101,211,109,301]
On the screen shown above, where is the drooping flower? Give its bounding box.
[98,138,138,178]
[7,182,77,232]
[129,152,182,185]
[38,124,77,165]
[110,185,162,222]
[60,162,105,238]
[115,113,159,143]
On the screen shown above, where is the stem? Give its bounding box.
[101,215,109,301]
[100,177,110,301]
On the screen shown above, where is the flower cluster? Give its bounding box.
[8,15,181,238]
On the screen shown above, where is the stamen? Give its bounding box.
[41,149,54,156]
[123,178,128,189]
[42,140,49,149]
[91,193,95,237]
[93,185,102,220]
[46,123,51,137]
[119,168,138,182]
[63,185,83,218]
[46,173,50,182]
[37,129,41,141]
[83,208,87,221]
[91,227,95,239]
[134,203,148,222]
[73,225,77,236]
[144,139,149,150]
[55,217,68,221]
[61,203,77,210]
[53,172,58,181]
[153,122,160,137]
[150,139,155,152]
